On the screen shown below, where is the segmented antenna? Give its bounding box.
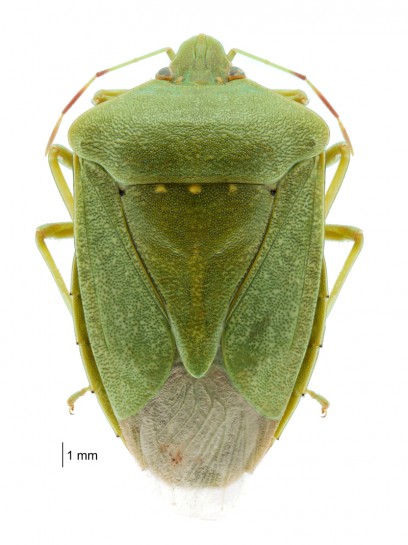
[228,48,353,154]
[45,47,175,155]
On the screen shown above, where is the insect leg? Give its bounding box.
[274,264,328,439]
[323,143,363,313]
[70,261,123,437]
[48,145,74,218]
[91,89,128,105]
[35,222,74,313]
[272,89,309,105]
[325,225,364,316]
[305,389,330,417]
[324,142,351,218]
[67,386,91,414]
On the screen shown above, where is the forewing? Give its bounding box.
[74,157,176,421]
[223,155,325,419]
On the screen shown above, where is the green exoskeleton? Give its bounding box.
[37,35,363,488]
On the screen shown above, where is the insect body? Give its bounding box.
[37,34,363,488]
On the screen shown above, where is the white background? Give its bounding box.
[1,0,407,543]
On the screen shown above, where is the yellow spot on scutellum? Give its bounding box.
[155,184,167,193]
[188,184,202,194]
[228,184,238,193]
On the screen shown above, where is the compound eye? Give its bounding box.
[155,67,173,81]
[227,66,246,81]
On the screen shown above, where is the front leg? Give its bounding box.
[273,89,308,105]
[48,145,74,218]
[325,142,351,217]
[36,144,75,311]
[92,89,128,105]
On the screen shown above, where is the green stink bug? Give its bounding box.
[36,34,363,489]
